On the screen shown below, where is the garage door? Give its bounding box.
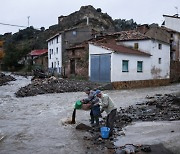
[90,54,111,82]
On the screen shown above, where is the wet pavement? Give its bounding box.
[0,74,180,154]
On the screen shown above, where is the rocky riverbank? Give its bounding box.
[0,72,16,86]
[15,76,112,97]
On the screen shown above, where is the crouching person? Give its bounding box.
[96,90,117,136]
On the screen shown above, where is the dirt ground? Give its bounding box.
[0,74,180,154]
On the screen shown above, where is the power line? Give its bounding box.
[0,22,27,28]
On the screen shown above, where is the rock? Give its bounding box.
[141,145,151,152]
[76,123,92,131]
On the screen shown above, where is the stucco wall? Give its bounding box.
[89,40,170,82]
[48,35,62,73]
[164,16,180,32]
[89,44,112,77]
[118,40,170,79]
[111,53,151,82]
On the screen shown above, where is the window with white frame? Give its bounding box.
[122,60,129,72]
[137,61,143,72]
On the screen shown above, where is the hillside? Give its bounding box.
[0,5,138,71]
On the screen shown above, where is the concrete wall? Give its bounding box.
[48,35,62,73]
[89,44,112,77]
[111,53,151,82]
[64,27,94,49]
[89,39,170,82]
[170,61,180,82]
[164,16,180,32]
[118,39,170,79]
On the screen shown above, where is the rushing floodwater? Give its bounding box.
[0,74,180,154]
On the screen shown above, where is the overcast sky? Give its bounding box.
[0,0,180,35]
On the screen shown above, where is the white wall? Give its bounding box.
[118,39,170,79]
[111,53,151,82]
[89,39,170,82]
[88,44,112,77]
[118,39,152,54]
[48,35,62,73]
[164,16,180,33]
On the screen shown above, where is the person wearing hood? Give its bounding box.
[95,90,117,136]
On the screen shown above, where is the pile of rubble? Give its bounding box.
[15,77,103,97]
[0,72,16,86]
[116,93,180,123]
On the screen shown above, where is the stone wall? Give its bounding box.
[170,61,180,82]
[112,79,170,89]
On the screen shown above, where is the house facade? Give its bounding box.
[89,32,170,88]
[65,43,89,78]
[47,25,103,76]
[47,33,62,74]
[162,14,180,61]
[28,49,48,70]
[163,14,180,32]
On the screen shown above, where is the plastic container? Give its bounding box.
[100,127,110,139]
[74,100,82,109]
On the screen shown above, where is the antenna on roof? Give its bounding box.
[175,6,179,16]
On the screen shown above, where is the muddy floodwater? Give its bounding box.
[0,74,180,154]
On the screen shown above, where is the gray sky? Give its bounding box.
[0,0,180,35]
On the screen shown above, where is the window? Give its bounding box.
[158,43,162,50]
[56,37,58,43]
[137,61,143,72]
[158,58,161,64]
[72,31,77,36]
[122,60,129,72]
[51,62,53,68]
[134,43,139,50]
[56,47,58,54]
[72,50,75,56]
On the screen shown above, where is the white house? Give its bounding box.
[163,14,180,33]
[89,32,170,83]
[47,33,62,74]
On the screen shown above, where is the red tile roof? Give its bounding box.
[29,49,48,56]
[90,41,151,57]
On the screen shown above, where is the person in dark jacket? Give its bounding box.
[82,87,100,126]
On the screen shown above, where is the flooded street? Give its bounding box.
[0,75,180,154]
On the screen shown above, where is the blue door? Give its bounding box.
[90,54,111,82]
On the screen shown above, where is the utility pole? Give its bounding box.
[27,16,30,27]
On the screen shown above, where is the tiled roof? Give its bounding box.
[29,49,48,56]
[90,40,151,57]
[116,30,150,41]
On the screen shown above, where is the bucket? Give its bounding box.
[74,100,82,109]
[100,127,110,139]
